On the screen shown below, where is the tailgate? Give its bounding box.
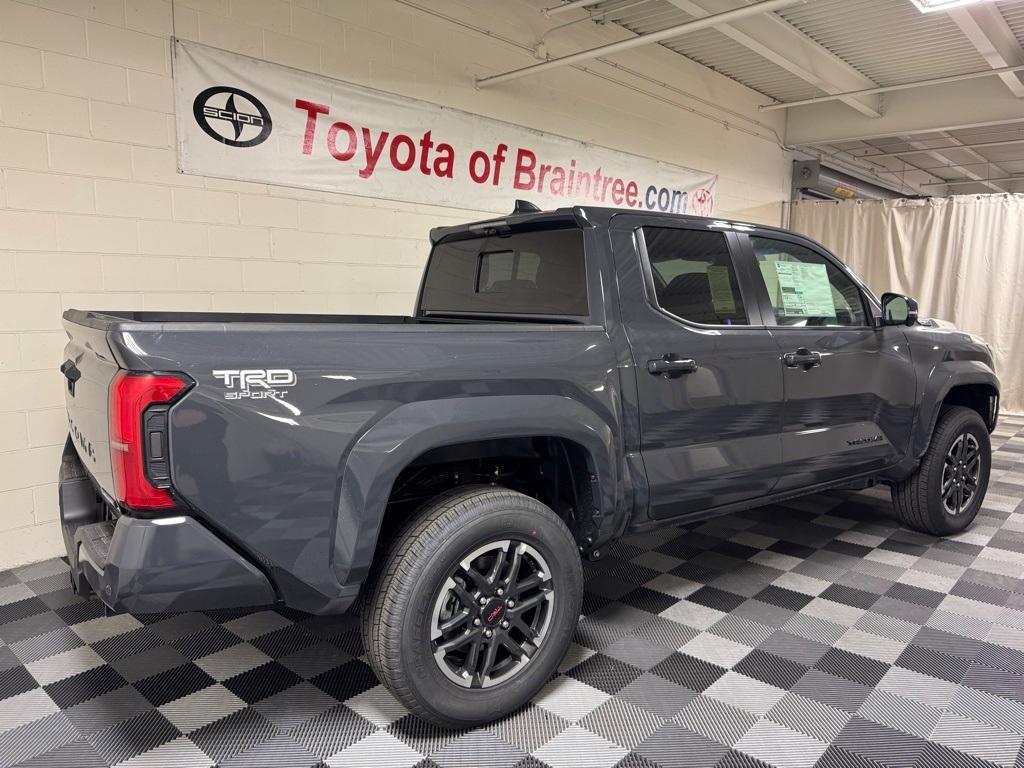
[62,317,120,499]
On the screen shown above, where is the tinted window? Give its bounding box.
[750,237,866,327]
[420,228,587,315]
[642,227,748,325]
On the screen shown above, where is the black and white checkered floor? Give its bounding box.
[2,415,1024,768]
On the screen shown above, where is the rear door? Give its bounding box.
[611,216,785,521]
[739,232,917,489]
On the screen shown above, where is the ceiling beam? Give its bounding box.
[542,0,601,17]
[476,0,812,88]
[949,137,1016,191]
[664,0,881,116]
[809,144,935,196]
[949,3,1024,98]
[899,133,1007,193]
[858,135,1024,160]
[784,75,1024,145]
[759,62,1024,111]
[923,174,1024,187]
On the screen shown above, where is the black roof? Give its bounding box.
[429,204,792,243]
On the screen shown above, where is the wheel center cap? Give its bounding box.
[482,598,505,626]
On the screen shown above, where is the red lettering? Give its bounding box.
[626,180,639,207]
[390,134,415,171]
[611,178,625,205]
[326,122,357,161]
[538,164,551,192]
[434,143,455,178]
[601,175,614,203]
[513,148,536,191]
[491,143,508,186]
[360,128,389,179]
[469,150,490,183]
[550,166,566,196]
[295,99,329,155]
[418,131,434,175]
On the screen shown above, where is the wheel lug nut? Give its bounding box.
[496,588,504,596]
[501,620,510,629]
[479,596,487,605]
[484,629,493,638]
[473,618,481,626]
[506,599,515,607]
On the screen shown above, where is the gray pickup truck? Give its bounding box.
[59,202,999,726]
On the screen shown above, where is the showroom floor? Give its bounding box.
[1,417,1023,768]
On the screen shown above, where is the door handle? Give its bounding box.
[783,348,821,368]
[647,357,698,376]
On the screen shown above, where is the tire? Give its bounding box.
[361,485,583,728]
[892,406,991,535]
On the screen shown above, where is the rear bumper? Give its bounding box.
[60,442,277,614]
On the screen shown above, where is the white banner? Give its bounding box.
[174,41,717,216]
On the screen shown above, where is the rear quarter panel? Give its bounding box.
[109,322,621,611]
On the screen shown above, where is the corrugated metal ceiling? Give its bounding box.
[592,0,822,102]
[584,0,1024,193]
[778,0,989,87]
[998,0,1024,46]
[592,0,1000,101]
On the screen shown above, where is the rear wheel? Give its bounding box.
[892,406,990,535]
[361,486,582,727]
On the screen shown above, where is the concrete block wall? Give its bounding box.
[0,0,791,569]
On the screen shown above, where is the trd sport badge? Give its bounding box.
[212,369,295,400]
[193,86,272,148]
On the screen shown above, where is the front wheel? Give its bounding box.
[892,406,991,535]
[361,486,583,728]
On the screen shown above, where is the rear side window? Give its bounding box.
[642,227,748,325]
[420,228,587,315]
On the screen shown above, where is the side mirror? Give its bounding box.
[881,292,918,327]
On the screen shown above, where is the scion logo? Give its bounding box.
[193,86,272,148]
[212,369,295,400]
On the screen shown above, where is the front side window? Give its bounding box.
[420,228,587,316]
[750,237,867,327]
[642,227,748,325]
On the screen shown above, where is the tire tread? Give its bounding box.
[360,485,576,726]
[892,405,988,535]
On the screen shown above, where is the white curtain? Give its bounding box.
[789,194,1024,414]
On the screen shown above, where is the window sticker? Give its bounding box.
[706,265,736,314]
[772,260,836,317]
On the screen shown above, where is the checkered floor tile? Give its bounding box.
[2,414,1024,767]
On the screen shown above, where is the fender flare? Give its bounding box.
[912,361,999,459]
[331,395,620,587]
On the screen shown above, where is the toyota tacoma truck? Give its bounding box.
[59,202,999,727]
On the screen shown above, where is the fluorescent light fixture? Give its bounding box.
[909,0,998,12]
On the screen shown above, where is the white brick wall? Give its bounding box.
[0,0,791,569]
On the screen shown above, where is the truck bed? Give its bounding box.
[60,308,617,613]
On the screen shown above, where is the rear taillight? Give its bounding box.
[109,372,190,510]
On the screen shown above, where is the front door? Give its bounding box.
[740,233,917,490]
[611,218,785,521]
